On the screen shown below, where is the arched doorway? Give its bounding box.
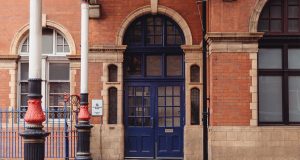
[123,14,185,159]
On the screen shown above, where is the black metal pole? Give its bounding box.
[202,0,208,160]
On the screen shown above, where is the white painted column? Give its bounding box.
[29,0,42,79]
[81,0,89,94]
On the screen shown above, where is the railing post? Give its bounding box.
[64,93,70,160]
[75,0,93,160]
[19,0,49,159]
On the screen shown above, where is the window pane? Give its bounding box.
[258,48,282,69]
[167,56,182,76]
[57,35,64,45]
[259,76,282,122]
[125,55,142,76]
[288,6,299,18]
[21,82,28,93]
[191,88,200,125]
[270,20,282,32]
[42,28,53,54]
[191,65,200,82]
[109,87,117,124]
[49,63,70,80]
[289,76,300,122]
[49,82,70,93]
[57,45,64,52]
[146,56,161,76]
[288,20,299,32]
[49,95,65,106]
[21,95,28,106]
[270,6,282,18]
[21,63,29,80]
[108,65,118,82]
[258,20,269,32]
[260,8,269,18]
[289,49,300,69]
[289,0,298,5]
[270,0,281,5]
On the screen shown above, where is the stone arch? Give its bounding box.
[116,5,193,45]
[249,0,268,32]
[10,20,76,55]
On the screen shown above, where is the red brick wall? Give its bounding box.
[209,53,252,126]
[0,70,10,107]
[208,0,257,32]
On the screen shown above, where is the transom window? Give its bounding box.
[258,0,300,125]
[124,15,185,46]
[20,28,70,54]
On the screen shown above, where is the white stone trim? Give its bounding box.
[249,0,268,33]
[116,5,193,45]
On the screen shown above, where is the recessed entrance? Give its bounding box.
[123,14,185,159]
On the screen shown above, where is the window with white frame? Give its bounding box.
[18,28,71,119]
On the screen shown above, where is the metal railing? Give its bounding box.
[0,95,79,159]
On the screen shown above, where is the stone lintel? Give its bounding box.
[206,32,264,43]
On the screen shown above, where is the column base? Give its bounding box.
[75,121,93,160]
[19,128,50,160]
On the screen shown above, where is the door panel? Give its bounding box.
[125,83,184,159]
[156,86,183,158]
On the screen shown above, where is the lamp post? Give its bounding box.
[75,0,93,159]
[19,0,49,159]
[202,0,208,160]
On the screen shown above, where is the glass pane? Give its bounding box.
[154,36,162,45]
[158,97,165,106]
[174,117,180,127]
[136,97,142,107]
[49,63,70,80]
[108,87,117,124]
[129,107,135,116]
[128,97,134,106]
[289,76,300,122]
[191,65,200,82]
[158,87,165,96]
[146,56,162,76]
[288,20,299,32]
[136,107,143,116]
[128,87,134,96]
[57,35,64,45]
[64,45,70,52]
[42,28,53,54]
[174,107,180,116]
[159,107,165,117]
[144,97,150,106]
[21,45,28,53]
[166,86,173,96]
[21,95,28,106]
[49,82,70,93]
[49,94,65,106]
[260,8,269,18]
[166,97,172,106]
[270,0,281,5]
[136,118,142,126]
[174,86,180,96]
[154,17,162,25]
[128,117,135,126]
[108,65,118,82]
[159,118,165,127]
[258,48,282,69]
[289,49,300,69]
[166,118,172,127]
[259,76,282,122]
[289,0,298,5]
[167,35,176,45]
[144,87,150,96]
[135,87,143,96]
[126,55,142,76]
[21,82,28,93]
[270,6,282,18]
[144,107,150,116]
[258,20,269,32]
[166,107,172,116]
[144,118,151,126]
[191,88,200,125]
[167,56,182,76]
[21,63,29,80]
[57,45,63,52]
[174,97,180,106]
[288,6,299,18]
[270,20,282,32]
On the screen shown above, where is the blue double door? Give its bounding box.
[124,82,184,159]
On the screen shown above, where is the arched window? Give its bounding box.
[190,65,200,82]
[124,15,184,46]
[191,88,200,125]
[108,64,118,82]
[258,0,300,124]
[18,27,70,119]
[108,87,118,124]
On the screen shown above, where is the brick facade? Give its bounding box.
[0,0,300,159]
